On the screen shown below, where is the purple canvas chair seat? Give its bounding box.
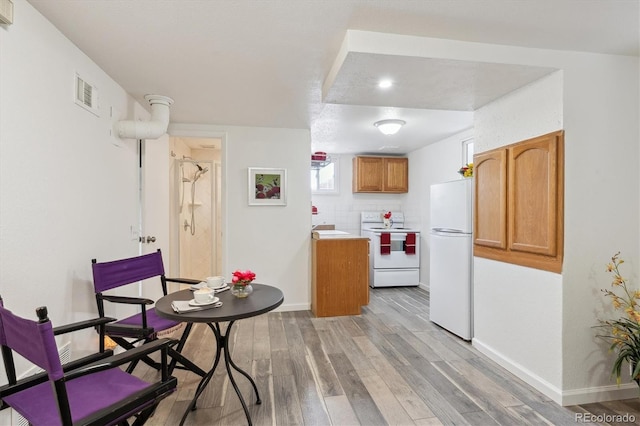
[0,301,177,425]
[5,369,153,425]
[92,250,205,377]
[110,308,182,337]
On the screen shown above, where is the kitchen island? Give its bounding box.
[311,230,369,317]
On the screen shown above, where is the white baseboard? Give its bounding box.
[473,338,563,404]
[560,382,639,406]
[473,338,639,406]
[276,302,310,312]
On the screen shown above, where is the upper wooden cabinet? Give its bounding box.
[474,130,564,273]
[509,135,559,256]
[474,149,508,249]
[353,156,408,193]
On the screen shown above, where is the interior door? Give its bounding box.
[139,136,171,299]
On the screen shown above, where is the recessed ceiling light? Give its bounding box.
[378,79,393,89]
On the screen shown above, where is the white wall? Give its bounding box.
[225,125,311,310]
[474,61,639,404]
[560,52,639,403]
[0,0,147,403]
[473,72,565,397]
[171,123,312,311]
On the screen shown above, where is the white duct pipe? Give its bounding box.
[116,94,174,139]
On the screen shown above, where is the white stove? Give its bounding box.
[360,212,420,288]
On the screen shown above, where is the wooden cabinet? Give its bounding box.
[509,135,560,256]
[352,156,408,193]
[475,149,508,249]
[474,130,564,273]
[353,156,384,192]
[311,237,369,317]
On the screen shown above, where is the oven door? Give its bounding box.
[371,232,419,268]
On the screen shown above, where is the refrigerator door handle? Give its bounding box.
[432,227,465,234]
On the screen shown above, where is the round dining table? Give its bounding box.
[155,283,284,426]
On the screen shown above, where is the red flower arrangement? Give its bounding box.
[383,211,392,219]
[231,270,256,286]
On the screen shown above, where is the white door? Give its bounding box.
[139,136,171,299]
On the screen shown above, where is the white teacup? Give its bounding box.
[194,287,215,304]
[206,276,225,288]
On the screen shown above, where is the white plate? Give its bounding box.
[189,297,220,306]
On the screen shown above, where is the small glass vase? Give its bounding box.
[231,283,253,298]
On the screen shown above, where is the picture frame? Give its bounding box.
[248,167,287,206]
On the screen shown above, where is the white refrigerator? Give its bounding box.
[429,178,473,340]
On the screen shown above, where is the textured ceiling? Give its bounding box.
[324,54,558,111]
[27,0,639,154]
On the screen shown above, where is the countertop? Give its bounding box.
[312,230,369,240]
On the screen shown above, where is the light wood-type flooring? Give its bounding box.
[138,287,640,425]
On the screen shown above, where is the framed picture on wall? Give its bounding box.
[248,167,287,206]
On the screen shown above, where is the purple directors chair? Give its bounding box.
[0,300,177,425]
[91,249,206,377]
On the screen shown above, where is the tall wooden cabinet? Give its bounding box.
[352,156,408,193]
[474,130,564,273]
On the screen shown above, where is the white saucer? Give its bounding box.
[207,283,227,290]
[189,297,220,307]
[190,283,228,291]
[190,282,207,290]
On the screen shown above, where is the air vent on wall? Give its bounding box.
[75,73,99,116]
[0,0,13,25]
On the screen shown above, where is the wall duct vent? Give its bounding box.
[14,413,28,426]
[75,73,99,116]
[0,0,13,25]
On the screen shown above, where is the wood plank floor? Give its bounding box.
[139,287,640,425]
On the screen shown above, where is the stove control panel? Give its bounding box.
[361,211,405,223]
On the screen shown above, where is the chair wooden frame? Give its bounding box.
[92,249,206,377]
[0,300,177,425]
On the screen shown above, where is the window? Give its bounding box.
[311,156,339,194]
[463,138,474,165]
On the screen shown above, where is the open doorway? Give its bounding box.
[169,136,222,280]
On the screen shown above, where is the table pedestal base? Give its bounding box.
[180,320,261,426]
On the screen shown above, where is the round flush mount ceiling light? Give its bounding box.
[374,119,406,135]
[378,79,393,89]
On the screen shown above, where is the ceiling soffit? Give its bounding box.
[323,52,559,111]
